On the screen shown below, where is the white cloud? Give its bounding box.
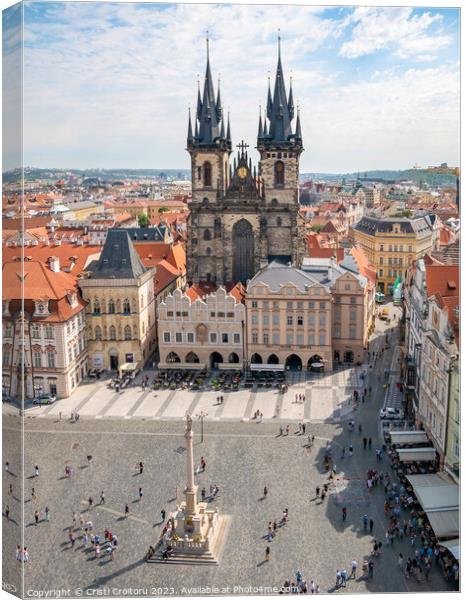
[340,7,452,61]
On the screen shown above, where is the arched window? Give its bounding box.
[109,326,116,340]
[271,198,278,206]
[95,326,102,341]
[124,325,132,340]
[274,161,285,185]
[202,197,209,206]
[206,247,212,256]
[277,217,282,227]
[108,299,115,314]
[93,299,100,315]
[203,229,212,241]
[203,162,212,187]
[123,299,130,314]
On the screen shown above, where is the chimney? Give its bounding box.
[49,256,60,272]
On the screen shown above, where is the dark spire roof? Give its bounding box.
[187,107,194,145]
[258,33,302,149]
[295,107,302,141]
[190,36,230,150]
[288,75,294,120]
[226,112,231,144]
[90,229,147,280]
[258,107,263,138]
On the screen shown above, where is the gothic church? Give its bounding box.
[186,38,306,285]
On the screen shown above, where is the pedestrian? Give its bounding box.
[286,425,290,436]
[263,486,268,498]
[161,508,166,522]
[368,437,372,448]
[5,505,10,520]
[5,461,9,474]
[358,424,362,434]
[368,559,374,578]
[349,445,353,457]
[363,514,368,532]
[34,510,39,525]
[8,483,12,496]
[59,411,62,421]
[315,486,320,499]
[31,488,36,501]
[369,518,374,534]
[16,546,21,561]
[302,423,306,435]
[340,569,347,587]
[139,461,144,474]
[265,546,270,561]
[100,491,105,504]
[201,487,206,501]
[88,497,93,510]
[125,503,129,518]
[45,506,49,521]
[335,570,341,587]
[34,465,39,477]
[341,447,345,459]
[363,437,367,449]
[398,553,404,570]
[200,456,206,471]
[342,507,347,521]
[351,559,358,578]
[23,548,29,562]
[362,559,369,579]
[138,487,143,501]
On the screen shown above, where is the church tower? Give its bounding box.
[186,35,305,285]
[257,34,306,266]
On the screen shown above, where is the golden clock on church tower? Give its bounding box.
[237,166,248,179]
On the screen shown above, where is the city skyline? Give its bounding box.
[3,2,460,172]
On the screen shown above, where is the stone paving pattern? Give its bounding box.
[2,305,455,596]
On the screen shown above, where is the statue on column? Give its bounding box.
[186,413,193,432]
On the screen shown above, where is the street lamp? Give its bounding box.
[196,411,208,443]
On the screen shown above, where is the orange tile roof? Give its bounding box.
[350,247,377,283]
[309,247,345,261]
[425,264,459,298]
[3,260,78,301]
[154,260,182,295]
[185,282,218,302]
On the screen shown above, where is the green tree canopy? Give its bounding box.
[138,212,149,227]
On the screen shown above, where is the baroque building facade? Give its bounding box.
[186,39,306,285]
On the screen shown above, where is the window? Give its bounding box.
[297,301,303,309]
[203,229,211,241]
[287,316,293,326]
[4,323,13,337]
[319,302,325,309]
[252,333,258,344]
[234,333,240,344]
[263,315,269,326]
[175,332,182,343]
[350,310,356,322]
[274,161,285,185]
[124,326,132,340]
[379,257,384,265]
[251,314,258,325]
[203,161,212,187]
[379,244,384,251]
[349,327,356,339]
[379,269,383,277]
[287,301,293,309]
[123,299,130,314]
[276,217,282,227]
[109,326,116,341]
[350,297,356,304]
[319,314,326,326]
[47,353,55,368]
[187,332,194,343]
[163,332,170,343]
[33,352,42,368]
[297,333,304,345]
[271,198,278,206]
[93,299,100,314]
[308,314,315,326]
[273,333,280,345]
[68,349,73,362]
[308,301,315,308]
[3,350,11,366]
[334,326,341,338]
[273,301,279,309]
[308,334,315,345]
[210,333,217,343]
[297,316,303,326]
[222,333,228,344]
[334,309,341,322]
[263,333,269,345]
[273,314,279,326]
[319,334,325,346]
[31,324,40,338]
[286,333,293,346]
[45,325,53,339]
[252,301,258,308]
[108,299,115,314]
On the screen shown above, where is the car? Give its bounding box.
[379,407,403,420]
[33,394,56,406]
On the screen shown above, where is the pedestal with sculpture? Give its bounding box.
[147,414,230,564]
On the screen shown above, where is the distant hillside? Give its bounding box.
[3,168,191,183]
[301,169,457,187]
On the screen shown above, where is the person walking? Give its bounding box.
[315,486,320,499]
[8,483,12,496]
[100,491,105,505]
[88,497,93,510]
[263,486,268,498]
[138,487,143,501]
[5,505,10,520]
[368,437,372,449]
[398,553,404,570]
[265,546,270,561]
[349,445,353,457]
[34,510,39,525]
[342,507,347,521]
[44,506,49,522]
[368,559,374,579]
[5,461,10,474]
[34,465,39,477]
[200,456,206,471]
[161,508,166,522]
[340,569,347,587]
[139,461,144,475]
[341,447,345,459]
[363,514,368,532]
[351,560,358,579]
[125,503,130,518]
[363,437,367,449]
[335,571,341,587]
[369,518,374,534]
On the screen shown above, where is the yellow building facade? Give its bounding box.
[351,216,434,294]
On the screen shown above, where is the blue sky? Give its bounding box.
[2,2,460,172]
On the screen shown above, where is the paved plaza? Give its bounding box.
[2,307,454,596]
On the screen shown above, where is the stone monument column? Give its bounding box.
[184,414,197,515]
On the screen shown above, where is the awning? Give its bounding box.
[406,473,459,540]
[158,362,206,370]
[390,431,429,445]
[217,363,242,370]
[119,362,138,372]
[250,364,285,372]
[397,447,436,462]
[440,539,460,560]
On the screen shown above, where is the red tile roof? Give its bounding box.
[425,264,459,298]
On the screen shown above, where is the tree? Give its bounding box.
[310,224,324,233]
[138,213,149,227]
[158,207,170,213]
[400,209,412,218]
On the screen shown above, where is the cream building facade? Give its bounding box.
[80,230,156,371]
[157,286,245,369]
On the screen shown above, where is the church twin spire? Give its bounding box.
[187,33,302,150]
[187,35,231,150]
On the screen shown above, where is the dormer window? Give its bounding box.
[67,293,78,308]
[34,299,50,317]
[2,301,10,316]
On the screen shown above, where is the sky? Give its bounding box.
[2,1,461,172]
